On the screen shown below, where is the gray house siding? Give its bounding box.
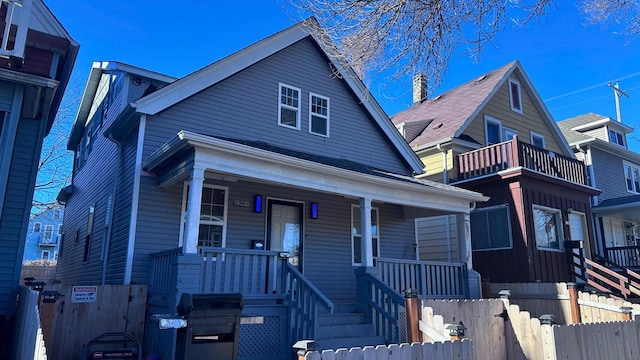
[133,175,416,300]
[591,147,630,202]
[143,38,411,176]
[0,117,45,315]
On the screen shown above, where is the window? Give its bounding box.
[54,209,60,219]
[609,129,626,147]
[53,251,59,261]
[309,93,330,136]
[84,206,95,263]
[278,83,301,129]
[533,205,563,251]
[508,78,523,114]
[530,131,546,149]
[485,116,502,145]
[351,205,379,265]
[470,205,512,251]
[41,250,50,260]
[624,162,640,193]
[503,127,517,141]
[33,222,41,233]
[44,225,53,241]
[198,185,228,248]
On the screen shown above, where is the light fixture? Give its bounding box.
[254,195,262,213]
[310,202,318,219]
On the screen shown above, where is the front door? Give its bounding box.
[267,200,303,270]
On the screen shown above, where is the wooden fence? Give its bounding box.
[20,264,57,285]
[39,284,147,360]
[11,287,47,360]
[303,340,473,359]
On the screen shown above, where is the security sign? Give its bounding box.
[71,286,98,303]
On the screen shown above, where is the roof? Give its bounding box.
[132,17,425,174]
[392,61,574,156]
[67,61,177,150]
[558,113,635,134]
[557,121,594,145]
[594,195,640,209]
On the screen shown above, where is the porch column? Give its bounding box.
[184,165,205,254]
[360,197,374,268]
[456,212,472,270]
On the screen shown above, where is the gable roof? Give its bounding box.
[559,113,635,133]
[132,18,425,173]
[392,61,573,156]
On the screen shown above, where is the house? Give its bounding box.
[392,61,600,284]
[23,205,63,261]
[558,113,640,265]
[56,19,486,358]
[0,0,77,348]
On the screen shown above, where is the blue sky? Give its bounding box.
[46,1,640,151]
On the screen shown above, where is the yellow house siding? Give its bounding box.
[418,149,455,183]
[461,73,564,155]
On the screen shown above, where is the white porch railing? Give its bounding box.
[376,257,467,298]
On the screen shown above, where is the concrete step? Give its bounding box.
[316,323,375,339]
[314,335,386,352]
[317,312,366,326]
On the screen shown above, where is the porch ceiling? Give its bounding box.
[143,131,488,214]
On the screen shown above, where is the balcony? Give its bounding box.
[457,137,587,185]
[36,231,61,247]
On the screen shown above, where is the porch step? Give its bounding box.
[314,304,386,352]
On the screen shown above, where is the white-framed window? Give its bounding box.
[530,131,546,149]
[351,205,380,265]
[53,209,60,219]
[503,127,517,141]
[278,83,301,130]
[485,115,502,145]
[180,183,229,250]
[508,78,523,114]
[533,205,564,251]
[44,225,53,241]
[41,250,50,260]
[33,222,41,233]
[53,251,59,261]
[470,205,512,251]
[624,162,640,193]
[609,129,626,147]
[309,93,329,137]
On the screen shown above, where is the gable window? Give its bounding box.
[33,222,41,233]
[624,162,640,193]
[309,93,329,137]
[609,129,626,147]
[470,205,512,251]
[351,205,379,265]
[278,83,301,129]
[533,205,563,251]
[485,116,502,145]
[508,78,523,114]
[530,131,546,149]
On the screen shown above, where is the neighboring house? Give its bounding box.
[0,0,78,344]
[558,113,640,264]
[56,19,486,358]
[23,205,63,261]
[392,61,599,283]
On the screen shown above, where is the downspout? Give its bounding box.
[436,143,452,261]
[102,134,121,285]
[124,114,146,285]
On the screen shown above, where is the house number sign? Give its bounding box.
[233,200,250,207]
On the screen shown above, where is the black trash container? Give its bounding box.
[175,293,243,360]
[82,332,141,360]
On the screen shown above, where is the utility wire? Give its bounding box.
[545,71,640,102]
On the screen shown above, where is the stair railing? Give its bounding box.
[355,268,406,344]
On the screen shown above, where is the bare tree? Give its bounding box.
[580,0,640,34]
[31,78,82,216]
[286,0,554,95]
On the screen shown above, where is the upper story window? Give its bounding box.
[508,78,523,114]
[33,222,41,233]
[309,93,330,137]
[470,205,512,251]
[485,116,502,145]
[530,131,546,149]
[609,129,626,147]
[278,83,301,130]
[43,225,53,241]
[624,162,640,194]
[533,205,563,251]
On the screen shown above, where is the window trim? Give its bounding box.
[508,78,523,114]
[484,115,503,145]
[41,250,50,261]
[530,131,546,149]
[351,204,380,266]
[470,204,513,252]
[532,204,564,252]
[623,161,640,194]
[308,92,330,137]
[278,83,301,130]
[609,128,626,147]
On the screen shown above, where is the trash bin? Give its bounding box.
[175,293,243,360]
[82,332,141,360]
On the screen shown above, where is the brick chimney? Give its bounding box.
[413,75,427,105]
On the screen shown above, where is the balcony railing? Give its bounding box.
[457,137,587,185]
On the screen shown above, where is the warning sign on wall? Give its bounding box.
[71,286,98,303]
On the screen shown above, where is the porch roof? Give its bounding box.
[143,131,488,214]
[593,195,640,223]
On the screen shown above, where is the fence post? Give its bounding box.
[621,306,633,321]
[405,289,420,343]
[447,322,466,341]
[567,282,581,324]
[293,340,315,360]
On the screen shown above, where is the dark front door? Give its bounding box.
[267,200,303,270]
